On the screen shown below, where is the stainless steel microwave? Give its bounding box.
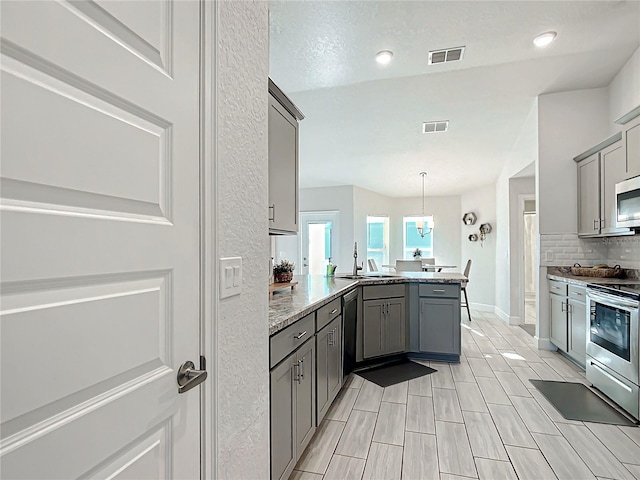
[616,176,640,228]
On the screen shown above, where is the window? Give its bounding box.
[366,216,389,270]
[403,216,434,259]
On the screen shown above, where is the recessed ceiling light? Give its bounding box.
[376,50,393,65]
[533,31,557,48]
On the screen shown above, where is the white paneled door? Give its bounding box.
[0,1,203,478]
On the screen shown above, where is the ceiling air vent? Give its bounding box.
[422,121,449,134]
[428,46,465,65]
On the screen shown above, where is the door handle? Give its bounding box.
[177,360,208,394]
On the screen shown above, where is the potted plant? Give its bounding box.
[413,248,422,259]
[273,259,295,283]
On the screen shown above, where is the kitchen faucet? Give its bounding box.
[352,242,363,276]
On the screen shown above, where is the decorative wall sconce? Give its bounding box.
[462,212,477,225]
[479,223,492,247]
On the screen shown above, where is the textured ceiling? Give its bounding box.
[269,1,640,197]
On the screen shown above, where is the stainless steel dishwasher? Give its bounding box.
[342,288,358,377]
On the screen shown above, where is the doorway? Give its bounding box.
[300,211,340,275]
[522,197,537,336]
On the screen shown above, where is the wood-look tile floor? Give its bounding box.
[291,310,640,480]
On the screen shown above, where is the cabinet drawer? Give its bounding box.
[316,298,341,331]
[363,284,405,300]
[270,313,315,369]
[549,279,568,296]
[419,283,460,299]
[568,284,586,303]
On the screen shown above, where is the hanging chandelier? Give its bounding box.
[416,172,432,238]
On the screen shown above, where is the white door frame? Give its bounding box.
[299,211,340,275]
[519,194,537,332]
[202,1,217,477]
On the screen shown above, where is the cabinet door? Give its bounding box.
[577,153,601,236]
[568,299,587,367]
[316,316,342,422]
[295,339,316,457]
[268,95,298,234]
[327,316,343,408]
[419,298,461,355]
[316,324,330,422]
[363,299,385,358]
[625,116,640,178]
[549,293,568,351]
[601,140,627,234]
[270,357,295,480]
[383,298,406,355]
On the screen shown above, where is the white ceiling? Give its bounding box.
[269,1,640,197]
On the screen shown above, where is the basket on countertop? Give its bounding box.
[570,263,624,278]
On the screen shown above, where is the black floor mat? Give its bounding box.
[356,359,437,388]
[520,324,536,337]
[530,379,636,426]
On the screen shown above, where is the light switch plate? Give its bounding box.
[220,257,242,298]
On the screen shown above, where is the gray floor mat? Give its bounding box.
[530,379,636,426]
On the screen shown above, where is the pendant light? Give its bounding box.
[416,172,432,238]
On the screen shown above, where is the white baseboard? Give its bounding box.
[469,302,494,312]
[535,337,557,351]
[494,306,522,325]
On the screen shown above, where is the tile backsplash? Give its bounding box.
[540,233,640,268]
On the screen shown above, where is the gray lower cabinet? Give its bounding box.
[316,315,342,423]
[567,285,587,367]
[417,283,461,356]
[270,336,315,480]
[419,297,461,355]
[363,295,405,359]
[549,292,568,351]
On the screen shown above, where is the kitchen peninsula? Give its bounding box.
[269,272,467,480]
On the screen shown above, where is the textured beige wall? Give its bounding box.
[215,1,270,478]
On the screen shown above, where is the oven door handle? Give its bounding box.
[587,289,640,310]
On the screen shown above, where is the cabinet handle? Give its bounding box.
[294,331,307,340]
[330,308,338,315]
[561,303,566,312]
[600,218,605,229]
[593,219,598,231]
[572,291,583,296]
[299,359,304,379]
[269,204,275,222]
[293,362,301,383]
[432,289,446,293]
[328,329,335,346]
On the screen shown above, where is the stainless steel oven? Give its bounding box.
[586,285,639,419]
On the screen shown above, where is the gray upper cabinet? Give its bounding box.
[316,314,342,423]
[577,152,601,237]
[362,286,406,359]
[620,109,640,178]
[576,134,629,237]
[268,79,304,235]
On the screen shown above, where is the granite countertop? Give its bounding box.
[269,272,467,335]
[546,266,640,287]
